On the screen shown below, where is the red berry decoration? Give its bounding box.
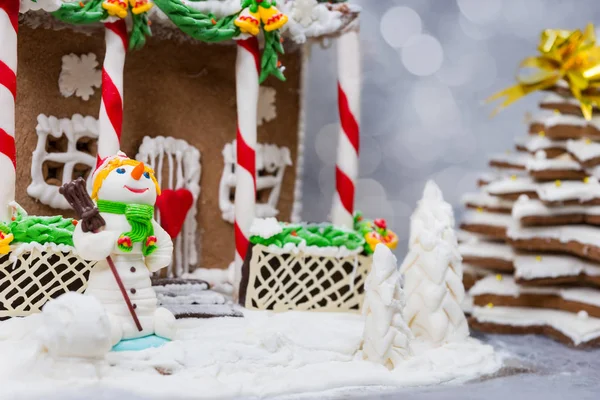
[374,218,387,230]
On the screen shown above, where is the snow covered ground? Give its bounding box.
[0,310,501,399]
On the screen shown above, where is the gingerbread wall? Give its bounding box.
[15,25,301,270]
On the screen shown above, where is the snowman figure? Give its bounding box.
[73,152,176,346]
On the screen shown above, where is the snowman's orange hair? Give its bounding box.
[91,158,161,200]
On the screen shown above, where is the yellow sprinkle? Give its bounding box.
[555,180,562,187]
[584,176,591,184]
[496,274,503,281]
[553,109,560,114]
[476,207,483,213]
[486,303,494,309]
[585,137,592,145]
[538,130,546,137]
[510,175,517,181]
[535,255,543,262]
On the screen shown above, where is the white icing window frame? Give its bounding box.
[219,141,292,224]
[27,114,98,209]
[136,136,201,278]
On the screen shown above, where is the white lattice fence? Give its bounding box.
[0,246,95,319]
[240,244,372,312]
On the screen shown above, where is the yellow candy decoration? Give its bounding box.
[235,7,261,36]
[0,232,14,255]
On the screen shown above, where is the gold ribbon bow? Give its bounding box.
[488,24,600,120]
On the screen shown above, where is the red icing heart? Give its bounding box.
[156,188,194,239]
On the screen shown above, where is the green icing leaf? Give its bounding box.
[130,12,152,50]
[250,223,365,251]
[4,213,76,247]
[153,0,240,42]
[52,0,108,24]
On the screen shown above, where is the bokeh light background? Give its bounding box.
[302,0,600,254]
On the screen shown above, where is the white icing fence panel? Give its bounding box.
[136,136,201,278]
[240,244,372,312]
[0,245,95,319]
[219,141,292,223]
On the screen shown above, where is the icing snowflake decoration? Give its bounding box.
[258,87,277,126]
[59,53,102,101]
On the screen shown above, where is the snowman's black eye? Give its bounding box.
[143,172,150,179]
[116,168,126,174]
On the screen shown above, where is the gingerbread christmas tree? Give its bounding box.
[460,25,600,347]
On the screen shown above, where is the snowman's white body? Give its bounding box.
[73,159,176,345]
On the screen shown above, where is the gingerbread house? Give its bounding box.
[1,0,376,317]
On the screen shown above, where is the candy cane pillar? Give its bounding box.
[0,0,18,222]
[331,29,361,229]
[97,21,128,167]
[233,38,260,291]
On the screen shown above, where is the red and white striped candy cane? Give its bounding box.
[233,37,260,290]
[97,20,128,168]
[0,0,18,222]
[331,29,360,229]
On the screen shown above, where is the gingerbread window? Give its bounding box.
[27,114,99,209]
[219,141,292,224]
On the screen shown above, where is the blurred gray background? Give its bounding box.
[301,0,600,254]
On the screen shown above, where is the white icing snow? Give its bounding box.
[20,0,61,13]
[58,53,102,101]
[0,310,501,398]
[514,254,600,280]
[249,217,284,238]
[282,0,359,43]
[489,152,531,167]
[507,224,600,247]
[38,293,112,359]
[567,139,600,162]
[460,192,514,210]
[512,196,600,219]
[458,241,514,261]
[541,92,580,106]
[515,135,567,153]
[472,306,600,345]
[461,210,515,228]
[470,275,600,308]
[526,155,582,171]
[536,179,600,202]
[485,176,539,196]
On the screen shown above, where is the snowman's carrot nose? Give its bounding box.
[131,162,145,180]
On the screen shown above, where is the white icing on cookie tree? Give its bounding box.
[400,181,469,347]
[362,244,412,369]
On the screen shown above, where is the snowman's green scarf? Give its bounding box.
[96,200,157,256]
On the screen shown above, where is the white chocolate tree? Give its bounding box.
[362,244,412,369]
[400,181,469,347]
